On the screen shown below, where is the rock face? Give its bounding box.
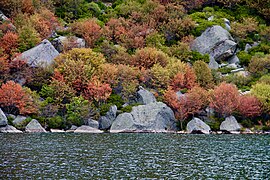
[220,116,241,132]
[228,55,240,65]
[110,102,177,132]
[209,56,219,70]
[86,119,99,129]
[74,126,103,133]
[186,117,211,134]
[136,86,156,105]
[19,39,59,68]
[99,105,117,130]
[52,36,85,52]
[12,115,27,126]
[0,108,8,127]
[0,125,23,133]
[191,25,237,62]
[25,119,46,133]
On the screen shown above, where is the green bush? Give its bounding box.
[55,0,92,22]
[48,116,65,129]
[189,7,228,37]
[237,51,252,66]
[241,119,254,128]
[99,103,112,116]
[258,74,270,85]
[107,94,124,109]
[223,73,252,90]
[218,67,234,74]
[145,32,165,49]
[249,42,270,56]
[190,51,210,63]
[251,83,270,113]
[207,121,221,131]
[66,96,92,126]
[18,24,41,52]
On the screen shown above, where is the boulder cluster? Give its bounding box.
[0,88,246,134]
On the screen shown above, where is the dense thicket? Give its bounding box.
[1,0,270,131]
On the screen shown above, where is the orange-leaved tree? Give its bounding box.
[238,95,262,118]
[164,86,209,129]
[83,76,112,105]
[132,47,169,69]
[0,81,38,115]
[0,31,19,58]
[71,19,102,48]
[170,66,197,91]
[210,82,240,117]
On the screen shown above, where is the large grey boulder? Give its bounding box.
[52,36,85,52]
[12,115,27,126]
[74,126,103,133]
[136,86,156,105]
[220,116,241,132]
[98,105,117,130]
[18,39,59,68]
[0,108,8,127]
[0,125,23,133]
[25,119,46,133]
[86,119,99,129]
[186,117,211,134]
[110,102,177,133]
[191,25,237,62]
[209,56,219,70]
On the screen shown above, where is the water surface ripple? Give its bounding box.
[0,133,269,179]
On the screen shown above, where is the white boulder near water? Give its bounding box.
[220,116,241,133]
[186,117,211,134]
[110,102,177,133]
[0,125,23,133]
[25,119,46,133]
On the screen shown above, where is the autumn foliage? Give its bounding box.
[238,95,262,118]
[0,81,37,115]
[210,83,240,117]
[164,86,209,121]
[170,66,197,91]
[71,19,102,48]
[1,0,270,130]
[0,31,19,58]
[132,47,169,69]
[83,77,112,104]
[30,8,59,39]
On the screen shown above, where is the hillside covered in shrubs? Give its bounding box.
[1,0,270,132]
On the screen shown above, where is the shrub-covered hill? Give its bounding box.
[1,0,270,132]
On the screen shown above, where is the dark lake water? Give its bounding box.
[0,133,269,179]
